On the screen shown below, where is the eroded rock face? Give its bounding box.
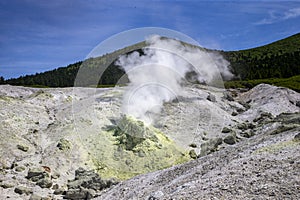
[238,84,300,121]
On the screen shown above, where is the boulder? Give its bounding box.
[64,167,118,199]
[64,188,95,200]
[231,111,238,116]
[14,186,32,195]
[114,115,158,150]
[221,127,232,133]
[15,166,26,172]
[189,143,197,148]
[57,138,71,151]
[36,177,52,188]
[54,188,65,195]
[240,130,255,138]
[294,133,300,141]
[223,135,236,145]
[223,92,234,101]
[27,167,48,180]
[1,182,14,189]
[51,170,60,179]
[237,123,248,131]
[253,112,273,123]
[148,190,164,199]
[200,138,222,156]
[27,167,53,188]
[207,93,216,102]
[17,144,29,152]
[189,150,197,159]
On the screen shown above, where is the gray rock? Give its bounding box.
[274,113,300,125]
[207,93,216,102]
[238,100,251,110]
[52,184,59,190]
[236,107,245,113]
[17,144,29,152]
[36,177,52,188]
[137,149,146,157]
[200,138,222,156]
[240,130,255,138]
[65,167,118,199]
[223,92,234,101]
[253,112,273,123]
[10,161,17,169]
[221,127,231,133]
[27,167,46,179]
[29,194,42,200]
[294,133,300,141]
[189,150,197,159]
[231,111,238,116]
[1,182,14,189]
[15,166,25,172]
[270,125,297,135]
[248,123,255,129]
[148,190,164,199]
[54,188,65,195]
[27,167,52,188]
[14,186,32,195]
[189,143,197,148]
[223,135,236,145]
[64,188,95,200]
[57,138,71,151]
[237,123,248,131]
[51,170,60,179]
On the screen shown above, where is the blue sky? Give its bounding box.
[1,0,300,79]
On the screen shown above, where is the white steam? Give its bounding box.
[116,35,233,124]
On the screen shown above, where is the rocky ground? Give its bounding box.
[0,83,299,199]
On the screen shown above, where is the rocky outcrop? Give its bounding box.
[64,167,118,199]
[26,167,53,188]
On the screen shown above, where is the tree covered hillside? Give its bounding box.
[2,33,300,89]
[223,33,300,80]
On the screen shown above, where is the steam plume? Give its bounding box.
[116,35,232,124]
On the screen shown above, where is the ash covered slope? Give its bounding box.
[98,84,300,200]
[0,83,299,200]
[99,123,300,200]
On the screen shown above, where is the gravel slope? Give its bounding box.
[0,84,299,199]
[98,118,300,199]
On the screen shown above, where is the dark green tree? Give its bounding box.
[0,76,5,84]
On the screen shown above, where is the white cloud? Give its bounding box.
[255,7,300,25]
[283,7,300,19]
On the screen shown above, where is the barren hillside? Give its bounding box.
[0,84,299,199]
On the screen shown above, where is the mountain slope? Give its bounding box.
[0,83,299,199]
[99,115,300,199]
[2,33,300,88]
[223,33,300,80]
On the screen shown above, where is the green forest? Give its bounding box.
[1,33,300,91]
